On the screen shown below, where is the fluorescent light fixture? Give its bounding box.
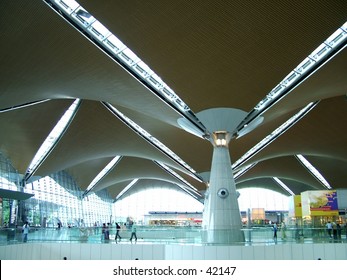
[84,155,122,196]
[115,178,138,200]
[24,99,81,181]
[102,102,203,182]
[233,101,318,169]
[273,177,295,195]
[45,0,207,135]
[295,154,331,189]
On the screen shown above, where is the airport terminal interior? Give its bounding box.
[0,0,347,260]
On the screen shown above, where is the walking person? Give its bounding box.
[102,223,109,242]
[336,222,342,240]
[295,222,300,240]
[332,222,338,240]
[273,223,278,241]
[22,221,30,243]
[129,222,137,243]
[281,221,287,240]
[326,221,332,238]
[115,222,122,243]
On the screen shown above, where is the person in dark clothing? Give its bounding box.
[332,222,338,240]
[130,223,137,243]
[115,222,122,242]
[336,223,342,239]
[273,223,278,240]
[102,223,109,242]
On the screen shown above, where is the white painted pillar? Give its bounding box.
[202,131,244,243]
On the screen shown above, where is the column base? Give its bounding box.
[201,228,245,244]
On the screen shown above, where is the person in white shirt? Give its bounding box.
[22,221,30,242]
[326,221,332,238]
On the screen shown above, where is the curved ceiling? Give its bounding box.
[0,0,346,199]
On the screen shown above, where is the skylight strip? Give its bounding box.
[154,161,202,195]
[233,162,257,180]
[115,178,139,201]
[83,155,122,196]
[44,0,208,136]
[232,101,318,169]
[295,154,331,189]
[174,184,201,200]
[102,102,203,183]
[236,22,347,132]
[0,99,51,113]
[273,177,295,195]
[24,99,81,181]
[154,161,202,200]
[253,23,346,112]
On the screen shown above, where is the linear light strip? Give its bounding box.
[232,101,318,169]
[155,162,202,201]
[233,162,257,180]
[295,154,331,189]
[154,161,202,197]
[102,102,203,183]
[0,99,51,113]
[24,99,81,181]
[83,155,122,197]
[236,22,347,132]
[273,177,295,195]
[44,0,207,136]
[115,178,139,201]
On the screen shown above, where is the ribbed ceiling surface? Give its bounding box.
[0,0,346,199]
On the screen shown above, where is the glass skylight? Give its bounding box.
[233,22,346,179]
[253,22,347,112]
[154,161,203,199]
[0,99,51,113]
[115,178,138,200]
[46,0,206,135]
[24,99,81,181]
[233,101,318,169]
[102,102,203,182]
[233,163,257,180]
[295,154,331,189]
[273,177,295,195]
[84,155,122,196]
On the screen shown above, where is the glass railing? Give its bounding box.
[1,225,346,246]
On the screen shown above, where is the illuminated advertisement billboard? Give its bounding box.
[301,190,338,216]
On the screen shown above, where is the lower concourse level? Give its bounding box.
[1,152,347,260]
[1,225,347,260]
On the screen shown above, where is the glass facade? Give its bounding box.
[0,153,20,192]
[1,152,291,230]
[0,152,113,228]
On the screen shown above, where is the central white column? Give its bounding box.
[202,131,244,243]
[178,108,260,244]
